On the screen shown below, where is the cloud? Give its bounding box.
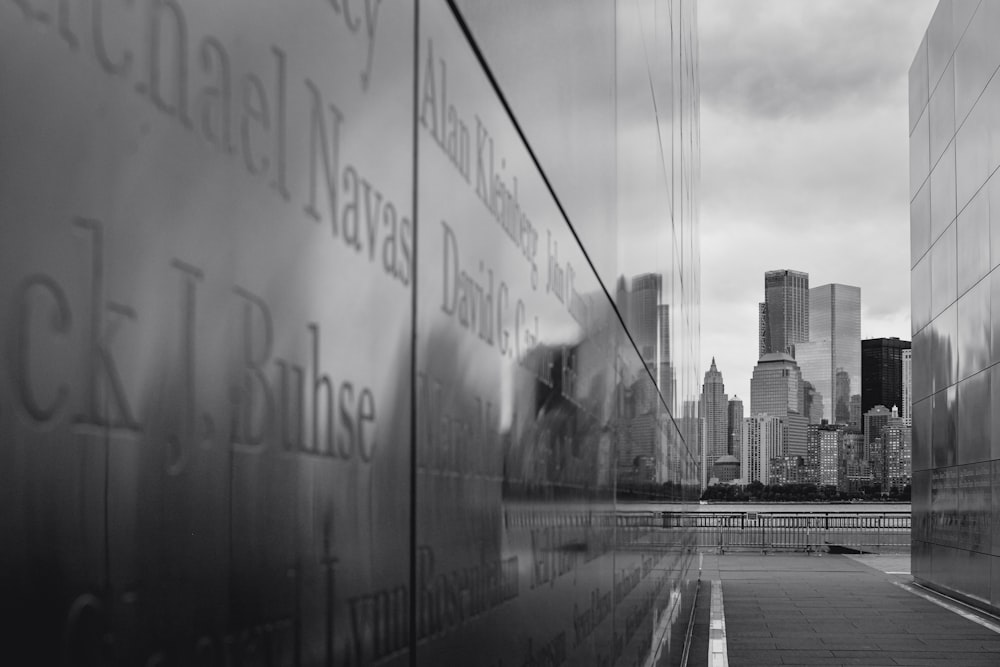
[700,0,937,119]
[698,0,937,402]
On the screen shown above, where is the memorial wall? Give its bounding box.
[0,1,702,664]
[910,0,1000,613]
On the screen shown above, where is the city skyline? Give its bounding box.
[699,0,937,403]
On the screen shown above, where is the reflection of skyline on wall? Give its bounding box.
[629,272,661,365]
[612,272,691,490]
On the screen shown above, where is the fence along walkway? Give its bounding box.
[651,511,911,553]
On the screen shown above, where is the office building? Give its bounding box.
[658,304,674,412]
[839,432,871,494]
[807,284,862,424]
[0,1,702,661]
[700,359,729,488]
[743,415,784,485]
[794,340,831,424]
[864,405,894,448]
[750,352,808,457]
[902,348,913,426]
[868,437,886,493]
[861,337,912,416]
[806,423,840,488]
[759,302,770,358]
[760,269,810,355]
[770,456,813,485]
[630,273,662,366]
[802,381,825,425]
[728,396,744,459]
[849,394,862,431]
[911,0,998,612]
[881,409,912,493]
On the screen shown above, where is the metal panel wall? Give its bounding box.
[910,0,1000,613]
[0,1,701,663]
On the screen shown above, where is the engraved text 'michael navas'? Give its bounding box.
[8,0,412,287]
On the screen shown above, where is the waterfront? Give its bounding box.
[616,502,912,554]
[623,502,911,514]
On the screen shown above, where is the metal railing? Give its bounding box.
[650,511,911,553]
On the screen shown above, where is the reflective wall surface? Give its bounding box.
[0,1,701,664]
[910,0,1000,613]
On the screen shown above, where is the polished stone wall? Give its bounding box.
[0,1,701,664]
[910,0,1000,613]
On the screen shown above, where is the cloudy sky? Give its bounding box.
[698,0,938,404]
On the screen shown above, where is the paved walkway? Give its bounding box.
[689,553,1000,666]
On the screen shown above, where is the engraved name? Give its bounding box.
[8,0,412,287]
[12,216,378,466]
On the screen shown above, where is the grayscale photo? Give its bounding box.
[1,1,995,665]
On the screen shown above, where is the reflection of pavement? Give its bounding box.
[690,553,1000,667]
[843,553,911,578]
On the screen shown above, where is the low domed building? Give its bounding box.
[712,455,741,484]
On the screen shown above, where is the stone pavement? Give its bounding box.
[688,552,1000,666]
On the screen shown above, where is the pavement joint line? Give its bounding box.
[708,580,729,667]
[893,581,1000,635]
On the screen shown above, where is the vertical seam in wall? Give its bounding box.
[409,2,421,664]
[612,0,620,640]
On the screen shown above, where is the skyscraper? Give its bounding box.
[849,394,862,431]
[863,405,893,456]
[806,283,861,424]
[728,396,744,459]
[742,415,784,485]
[901,348,912,427]
[880,407,911,493]
[793,339,831,424]
[839,431,869,493]
[861,337,911,416]
[750,352,807,457]
[700,358,728,487]
[758,302,769,359]
[760,269,809,356]
[801,381,825,425]
[657,304,674,412]
[629,273,661,365]
[806,423,840,487]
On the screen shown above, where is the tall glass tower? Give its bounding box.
[760,269,810,356]
[808,284,862,424]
